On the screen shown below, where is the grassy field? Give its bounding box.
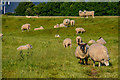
[2,15,118,78]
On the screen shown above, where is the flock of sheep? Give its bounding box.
[1,17,110,67]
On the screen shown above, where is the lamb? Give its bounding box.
[88,43,110,67]
[60,23,66,27]
[96,37,106,44]
[34,26,44,31]
[21,24,30,32]
[76,36,82,45]
[63,38,72,48]
[55,34,60,38]
[75,28,86,34]
[88,39,96,44]
[54,24,59,28]
[63,19,70,26]
[0,33,3,40]
[70,20,75,26]
[17,44,32,50]
[75,43,89,64]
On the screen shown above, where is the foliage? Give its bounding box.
[14,2,119,16]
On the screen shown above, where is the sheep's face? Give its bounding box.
[26,44,32,49]
[79,43,87,54]
[79,10,82,13]
[104,60,109,66]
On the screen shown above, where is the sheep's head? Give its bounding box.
[79,10,82,13]
[26,44,32,49]
[79,43,87,54]
[101,58,110,66]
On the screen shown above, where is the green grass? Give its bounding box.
[2,15,118,78]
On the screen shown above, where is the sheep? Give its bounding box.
[84,10,95,18]
[88,43,110,67]
[63,38,72,48]
[34,26,44,31]
[75,28,86,34]
[21,24,30,32]
[75,43,89,65]
[17,44,32,50]
[63,19,70,26]
[60,23,66,27]
[88,40,96,44]
[76,36,82,45]
[55,34,60,38]
[70,20,75,26]
[54,24,59,28]
[96,37,106,44]
[0,33,3,40]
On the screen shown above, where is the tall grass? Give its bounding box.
[2,16,118,78]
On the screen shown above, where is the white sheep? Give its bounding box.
[88,43,110,67]
[88,40,96,44]
[96,37,106,44]
[63,38,72,48]
[75,28,86,34]
[34,26,44,31]
[76,36,82,45]
[60,23,66,27]
[63,19,70,26]
[54,24,59,28]
[21,24,30,32]
[70,20,75,26]
[17,44,32,50]
[75,43,89,64]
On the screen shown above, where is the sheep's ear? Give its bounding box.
[99,37,102,39]
[102,59,104,61]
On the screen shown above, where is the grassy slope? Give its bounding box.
[2,16,118,78]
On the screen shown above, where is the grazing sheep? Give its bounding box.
[54,24,59,28]
[63,19,70,26]
[0,33,3,39]
[17,44,32,50]
[76,36,82,45]
[96,37,106,44]
[21,24,30,32]
[34,26,44,31]
[75,28,86,34]
[88,40,96,44]
[26,16,31,18]
[88,43,110,67]
[70,20,75,26]
[75,43,89,64]
[63,38,72,48]
[55,34,60,38]
[60,23,66,27]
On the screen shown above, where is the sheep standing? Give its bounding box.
[0,33,3,40]
[63,38,72,48]
[34,26,44,31]
[70,20,75,26]
[88,40,96,44]
[88,43,110,67]
[96,37,106,44]
[84,10,95,18]
[75,28,86,34]
[17,44,32,50]
[76,36,82,45]
[75,43,89,64]
[21,24,30,32]
[63,19,70,26]
[54,24,59,28]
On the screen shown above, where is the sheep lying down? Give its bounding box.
[17,44,32,50]
[88,43,110,67]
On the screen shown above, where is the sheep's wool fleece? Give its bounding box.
[88,43,109,61]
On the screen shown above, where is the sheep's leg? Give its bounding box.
[64,45,66,48]
[98,62,101,67]
[79,58,81,63]
[85,58,88,65]
[81,59,84,64]
[93,61,95,67]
